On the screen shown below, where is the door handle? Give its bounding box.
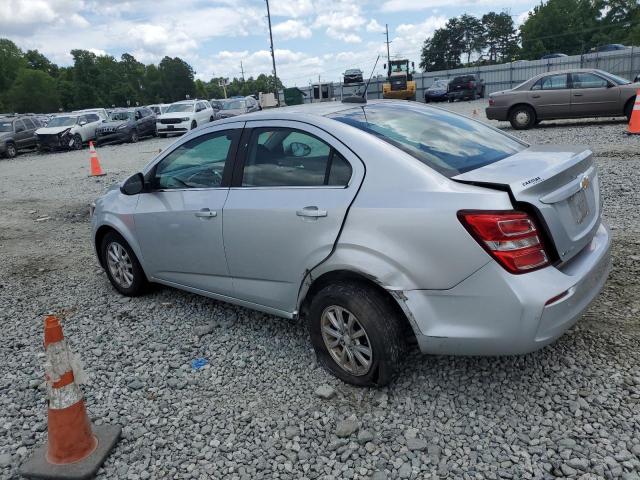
[573,93,583,96]
[532,94,541,98]
[296,206,327,218]
[194,208,217,218]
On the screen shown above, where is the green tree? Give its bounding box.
[420,20,464,71]
[158,56,196,102]
[8,69,60,113]
[0,39,25,109]
[458,14,486,64]
[482,11,520,63]
[70,49,101,108]
[24,49,58,77]
[142,64,163,103]
[520,0,602,59]
[195,79,209,99]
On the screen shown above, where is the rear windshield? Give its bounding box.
[330,103,526,177]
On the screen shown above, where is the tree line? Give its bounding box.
[420,0,640,71]
[0,39,283,114]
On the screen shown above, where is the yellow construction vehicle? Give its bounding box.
[382,59,416,101]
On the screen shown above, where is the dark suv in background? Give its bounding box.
[0,114,39,158]
[95,107,156,145]
[447,74,485,101]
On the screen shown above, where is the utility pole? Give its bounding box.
[385,24,391,75]
[265,0,279,105]
[240,61,245,82]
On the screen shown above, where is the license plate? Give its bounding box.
[568,189,589,224]
[168,125,174,129]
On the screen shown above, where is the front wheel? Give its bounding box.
[191,120,197,130]
[209,116,214,122]
[625,98,634,122]
[5,142,17,158]
[72,134,83,150]
[101,231,148,296]
[129,129,139,143]
[308,281,404,387]
[509,105,536,130]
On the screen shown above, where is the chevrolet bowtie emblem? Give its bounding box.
[580,176,590,190]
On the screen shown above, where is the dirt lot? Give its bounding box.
[1,103,639,480]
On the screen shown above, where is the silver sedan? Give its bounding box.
[91,100,611,386]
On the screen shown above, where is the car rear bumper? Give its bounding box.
[448,90,475,99]
[485,106,509,121]
[396,222,611,355]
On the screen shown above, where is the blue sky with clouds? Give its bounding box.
[1,0,538,86]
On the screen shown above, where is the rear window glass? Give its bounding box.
[330,103,526,177]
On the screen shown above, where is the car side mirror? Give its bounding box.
[121,172,145,195]
[79,120,87,126]
[287,142,311,157]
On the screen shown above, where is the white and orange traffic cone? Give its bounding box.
[628,90,640,134]
[89,141,106,177]
[20,315,120,480]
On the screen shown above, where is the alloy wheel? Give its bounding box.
[106,242,134,289]
[320,306,373,376]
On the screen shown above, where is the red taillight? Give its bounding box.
[468,81,475,88]
[488,98,495,106]
[458,211,550,274]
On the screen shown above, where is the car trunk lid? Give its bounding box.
[453,145,600,264]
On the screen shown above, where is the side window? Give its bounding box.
[22,118,35,129]
[14,120,26,132]
[86,114,99,122]
[532,74,568,90]
[241,128,352,187]
[153,130,238,190]
[572,73,608,89]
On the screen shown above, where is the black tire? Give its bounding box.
[448,97,454,103]
[625,98,634,122]
[152,127,158,137]
[209,116,214,122]
[425,96,430,103]
[480,87,486,99]
[159,133,167,138]
[129,129,139,143]
[509,105,536,130]
[191,120,197,130]
[101,231,148,296]
[5,142,17,158]
[308,281,404,387]
[72,134,83,150]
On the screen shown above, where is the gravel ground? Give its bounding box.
[0,106,639,480]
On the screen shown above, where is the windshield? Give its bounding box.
[47,116,78,127]
[430,80,447,89]
[597,70,631,85]
[109,111,133,121]
[390,62,408,73]
[222,100,245,110]
[0,120,12,132]
[330,103,526,177]
[166,103,194,113]
[346,69,360,74]
[210,101,222,109]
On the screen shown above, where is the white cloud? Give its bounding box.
[392,16,448,59]
[516,9,532,25]
[366,19,386,33]
[0,0,86,35]
[269,0,315,18]
[314,1,366,42]
[381,0,531,12]
[273,19,313,39]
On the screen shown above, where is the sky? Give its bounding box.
[0,0,539,86]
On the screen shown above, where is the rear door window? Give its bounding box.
[331,103,525,177]
[241,128,351,187]
[532,74,568,90]
[22,118,36,129]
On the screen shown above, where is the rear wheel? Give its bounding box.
[308,281,404,387]
[101,231,148,296]
[5,142,17,158]
[129,129,139,143]
[509,105,536,130]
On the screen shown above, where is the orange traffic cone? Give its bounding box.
[20,315,121,479]
[628,90,640,134]
[89,141,106,177]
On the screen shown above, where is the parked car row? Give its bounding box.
[424,75,486,103]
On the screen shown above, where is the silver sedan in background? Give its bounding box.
[91,101,611,386]
[487,68,639,129]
